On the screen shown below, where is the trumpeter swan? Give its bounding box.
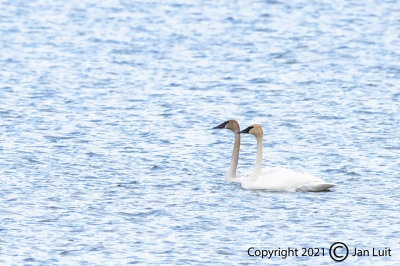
[239,124,336,192]
[213,120,241,182]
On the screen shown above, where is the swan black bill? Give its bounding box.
[239,126,253,134]
[213,121,229,129]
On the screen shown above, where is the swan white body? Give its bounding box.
[240,124,336,192]
[241,167,335,192]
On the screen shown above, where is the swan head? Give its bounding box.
[239,124,263,137]
[213,120,240,133]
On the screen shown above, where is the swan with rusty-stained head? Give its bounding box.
[239,124,336,192]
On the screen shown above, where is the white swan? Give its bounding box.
[239,124,336,192]
[213,120,241,182]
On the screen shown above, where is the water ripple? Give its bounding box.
[0,0,399,265]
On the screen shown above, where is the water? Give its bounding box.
[1,0,399,264]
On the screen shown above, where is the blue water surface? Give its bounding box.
[0,0,399,264]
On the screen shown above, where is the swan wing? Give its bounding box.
[241,167,335,192]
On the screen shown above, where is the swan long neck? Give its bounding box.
[226,132,240,181]
[253,132,263,178]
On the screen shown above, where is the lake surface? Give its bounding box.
[1,0,399,264]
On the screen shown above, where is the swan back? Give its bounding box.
[241,167,335,192]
